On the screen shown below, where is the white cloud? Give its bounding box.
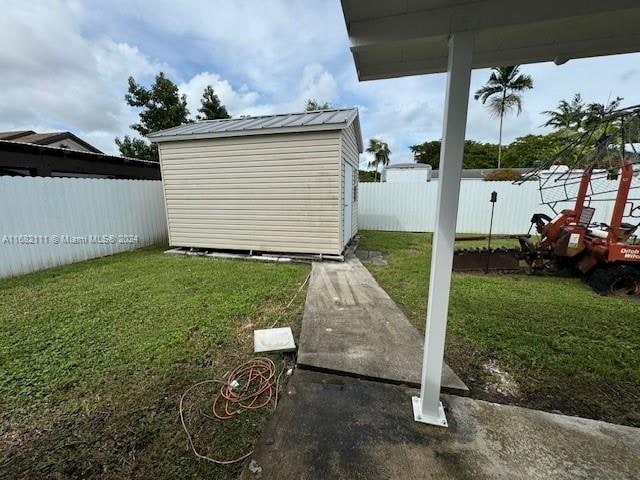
[179,72,260,117]
[0,0,346,156]
[297,64,338,107]
[341,73,447,166]
[178,63,340,120]
[2,0,640,162]
[0,1,168,153]
[86,0,347,99]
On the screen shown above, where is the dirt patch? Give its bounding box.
[444,333,640,427]
[0,422,33,461]
[482,359,520,397]
[445,335,527,406]
[355,250,387,266]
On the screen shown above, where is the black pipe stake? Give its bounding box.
[486,191,498,273]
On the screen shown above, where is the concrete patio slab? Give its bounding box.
[241,370,640,480]
[297,256,467,394]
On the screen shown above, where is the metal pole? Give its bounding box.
[413,30,474,427]
[486,191,497,273]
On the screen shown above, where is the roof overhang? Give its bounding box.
[341,0,640,80]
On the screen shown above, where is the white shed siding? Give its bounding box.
[158,131,343,255]
[340,162,345,250]
[341,123,360,241]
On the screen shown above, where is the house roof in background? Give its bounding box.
[385,163,431,170]
[0,130,103,153]
[0,130,36,141]
[341,0,640,80]
[148,108,364,152]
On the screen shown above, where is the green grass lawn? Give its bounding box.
[0,247,310,480]
[359,231,640,427]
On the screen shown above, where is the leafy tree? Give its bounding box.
[500,133,568,168]
[115,72,190,161]
[125,72,190,135]
[196,85,230,120]
[115,136,154,160]
[542,93,585,130]
[463,141,500,169]
[358,170,378,182]
[474,66,534,168]
[409,141,441,168]
[410,140,498,169]
[622,112,640,144]
[366,138,391,181]
[305,99,331,111]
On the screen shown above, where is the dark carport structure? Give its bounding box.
[0,140,160,180]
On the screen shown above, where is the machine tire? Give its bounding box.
[586,265,640,297]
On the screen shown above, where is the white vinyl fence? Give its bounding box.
[0,176,168,279]
[358,180,625,234]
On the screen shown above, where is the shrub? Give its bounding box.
[483,169,524,181]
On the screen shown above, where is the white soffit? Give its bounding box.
[340,0,640,80]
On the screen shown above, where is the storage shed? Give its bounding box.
[148,108,363,256]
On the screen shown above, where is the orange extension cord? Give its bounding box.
[179,357,285,465]
[213,357,278,420]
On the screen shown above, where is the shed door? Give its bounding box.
[343,163,353,247]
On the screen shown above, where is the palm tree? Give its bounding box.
[474,66,533,168]
[583,97,623,129]
[366,138,391,182]
[542,93,585,130]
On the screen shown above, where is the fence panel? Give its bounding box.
[0,176,168,279]
[358,180,627,234]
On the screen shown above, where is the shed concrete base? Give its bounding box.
[164,247,344,263]
[297,256,468,394]
[241,370,640,480]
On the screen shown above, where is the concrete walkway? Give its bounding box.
[242,370,640,480]
[241,254,639,479]
[297,256,468,394]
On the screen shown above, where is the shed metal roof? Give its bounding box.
[148,108,363,152]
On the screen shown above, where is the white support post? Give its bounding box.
[412,31,474,427]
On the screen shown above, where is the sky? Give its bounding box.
[2,0,640,167]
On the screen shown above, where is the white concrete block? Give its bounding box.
[254,327,296,353]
